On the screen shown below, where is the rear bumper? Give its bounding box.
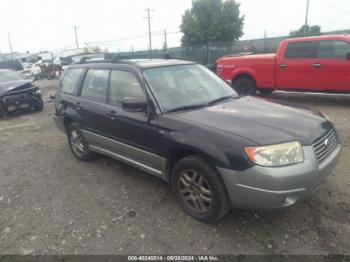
[53,114,65,133]
[218,145,341,210]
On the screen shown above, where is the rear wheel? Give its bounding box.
[171,155,231,223]
[67,123,95,161]
[233,76,256,96]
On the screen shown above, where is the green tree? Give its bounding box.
[180,0,244,46]
[290,25,322,38]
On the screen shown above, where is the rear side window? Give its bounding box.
[109,70,144,107]
[81,69,109,103]
[61,68,84,94]
[319,40,350,60]
[284,41,317,59]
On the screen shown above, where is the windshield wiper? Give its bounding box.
[166,96,234,113]
[166,104,208,113]
[207,95,234,105]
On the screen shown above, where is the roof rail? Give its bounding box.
[77,56,139,66]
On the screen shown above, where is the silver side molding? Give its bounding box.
[81,130,167,180]
[89,145,165,178]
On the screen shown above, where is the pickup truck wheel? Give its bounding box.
[171,155,231,223]
[233,77,256,96]
[67,123,95,161]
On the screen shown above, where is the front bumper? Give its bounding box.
[218,145,341,210]
[0,93,41,113]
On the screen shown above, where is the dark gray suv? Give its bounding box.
[54,59,341,222]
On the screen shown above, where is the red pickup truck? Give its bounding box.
[216,35,350,96]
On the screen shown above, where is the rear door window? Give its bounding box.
[80,69,109,103]
[61,68,84,95]
[319,40,350,60]
[284,41,318,59]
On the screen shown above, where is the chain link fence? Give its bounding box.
[106,36,286,65]
[107,29,350,65]
[105,35,288,65]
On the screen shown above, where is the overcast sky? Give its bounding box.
[0,0,349,54]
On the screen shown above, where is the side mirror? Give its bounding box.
[122,97,147,112]
[347,52,350,60]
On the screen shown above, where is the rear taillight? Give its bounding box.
[216,64,224,75]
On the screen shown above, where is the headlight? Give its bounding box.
[244,141,304,167]
[35,89,42,95]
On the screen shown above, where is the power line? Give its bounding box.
[79,31,181,46]
[51,30,182,53]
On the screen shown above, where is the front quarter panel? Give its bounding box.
[157,115,256,171]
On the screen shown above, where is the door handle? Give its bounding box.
[313,63,321,68]
[76,102,83,110]
[107,110,118,120]
[279,64,287,69]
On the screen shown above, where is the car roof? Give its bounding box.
[69,58,195,70]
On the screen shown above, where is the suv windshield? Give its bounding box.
[0,71,25,83]
[144,64,237,112]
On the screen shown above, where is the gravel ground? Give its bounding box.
[0,79,349,255]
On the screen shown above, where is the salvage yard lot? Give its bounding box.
[0,79,349,255]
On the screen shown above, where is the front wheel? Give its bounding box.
[171,155,231,223]
[32,95,44,111]
[233,76,256,96]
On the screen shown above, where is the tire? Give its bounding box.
[32,95,44,111]
[67,123,95,161]
[233,76,257,96]
[258,89,274,96]
[171,155,231,223]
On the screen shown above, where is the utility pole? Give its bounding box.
[145,8,153,59]
[72,26,79,49]
[8,33,13,60]
[304,0,310,36]
[163,29,168,52]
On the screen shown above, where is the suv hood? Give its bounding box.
[174,96,332,146]
[0,80,33,96]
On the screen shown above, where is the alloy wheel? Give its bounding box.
[70,130,85,157]
[177,170,213,213]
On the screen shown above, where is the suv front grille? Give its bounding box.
[312,128,338,163]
